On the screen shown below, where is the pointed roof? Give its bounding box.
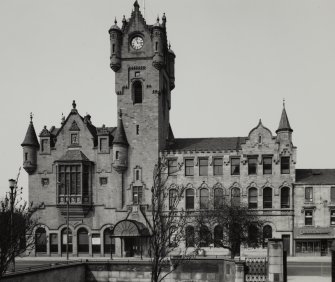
[276,104,293,133]
[113,110,129,146]
[21,114,39,147]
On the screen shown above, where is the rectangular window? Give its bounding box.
[231,158,240,175]
[305,187,313,203]
[331,210,335,225]
[133,186,143,204]
[213,158,223,176]
[263,156,272,174]
[248,157,258,175]
[305,210,313,226]
[168,159,178,175]
[99,137,108,152]
[281,157,290,174]
[41,139,49,153]
[199,158,208,176]
[71,133,79,145]
[331,187,335,203]
[185,159,194,176]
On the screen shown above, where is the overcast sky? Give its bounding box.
[0,0,335,199]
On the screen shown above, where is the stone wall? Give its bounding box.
[1,263,85,282]
[86,259,236,282]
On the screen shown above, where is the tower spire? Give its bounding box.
[276,101,293,133]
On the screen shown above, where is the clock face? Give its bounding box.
[131,36,144,50]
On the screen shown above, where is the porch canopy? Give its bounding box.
[112,220,151,237]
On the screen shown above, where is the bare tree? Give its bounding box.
[147,157,199,282]
[196,201,264,259]
[0,169,39,278]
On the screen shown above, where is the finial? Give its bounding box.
[114,18,117,25]
[122,15,126,23]
[259,118,262,124]
[157,16,160,23]
[162,13,166,24]
[118,109,122,118]
[30,112,33,123]
[283,98,285,108]
[61,113,65,124]
[134,0,139,9]
[168,42,171,49]
[72,100,76,109]
[44,125,47,129]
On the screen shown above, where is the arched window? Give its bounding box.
[77,228,89,253]
[214,188,224,209]
[231,187,240,206]
[200,188,209,209]
[133,81,143,104]
[185,189,194,210]
[281,187,290,208]
[185,226,195,247]
[248,188,258,209]
[104,228,115,255]
[61,228,72,253]
[214,225,223,247]
[35,227,47,253]
[199,225,211,247]
[263,225,272,247]
[263,187,272,208]
[169,189,177,210]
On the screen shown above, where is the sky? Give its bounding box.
[0,0,335,200]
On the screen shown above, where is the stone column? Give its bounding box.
[235,261,245,282]
[89,233,93,256]
[267,239,284,282]
[73,233,78,256]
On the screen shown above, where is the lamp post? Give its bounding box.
[8,179,16,272]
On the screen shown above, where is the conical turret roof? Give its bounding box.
[276,105,293,133]
[21,114,39,147]
[113,111,129,146]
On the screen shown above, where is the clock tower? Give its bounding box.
[109,1,175,206]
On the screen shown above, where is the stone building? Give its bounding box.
[294,169,335,256]
[20,1,334,258]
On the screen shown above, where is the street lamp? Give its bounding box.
[8,179,16,272]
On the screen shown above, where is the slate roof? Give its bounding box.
[113,116,129,146]
[295,169,335,185]
[57,150,90,162]
[276,107,293,133]
[165,137,247,151]
[21,122,39,147]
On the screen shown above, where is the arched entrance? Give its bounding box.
[77,228,89,254]
[35,227,47,254]
[112,220,150,258]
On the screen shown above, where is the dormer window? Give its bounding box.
[133,81,143,104]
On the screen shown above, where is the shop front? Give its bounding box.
[294,227,335,256]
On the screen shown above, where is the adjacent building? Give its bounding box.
[21,1,335,257]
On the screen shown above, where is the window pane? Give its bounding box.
[231,158,240,175]
[281,187,290,208]
[305,187,313,202]
[281,157,290,174]
[248,157,257,175]
[213,158,223,175]
[263,188,272,208]
[305,210,313,225]
[331,210,335,225]
[185,226,195,247]
[199,158,208,176]
[168,160,178,175]
[263,157,272,174]
[231,188,240,206]
[186,189,194,210]
[248,188,258,209]
[185,159,194,176]
[214,188,224,209]
[200,189,209,209]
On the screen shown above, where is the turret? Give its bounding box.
[21,114,39,174]
[276,100,293,144]
[152,17,165,70]
[109,18,122,72]
[112,111,129,173]
[168,43,176,90]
